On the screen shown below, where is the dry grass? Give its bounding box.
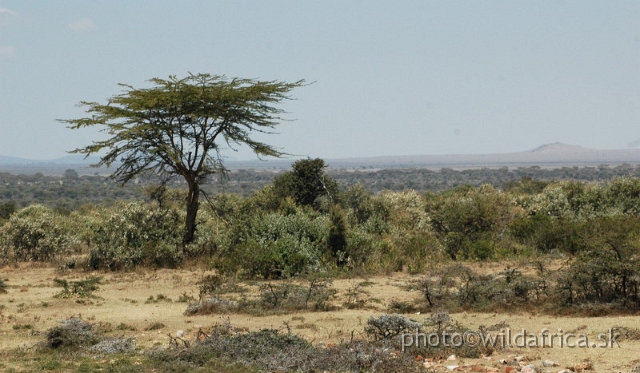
[0,262,639,372]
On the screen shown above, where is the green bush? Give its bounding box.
[53,276,102,298]
[509,214,586,254]
[213,211,328,278]
[430,185,513,260]
[606,177,640,215]
[88,202,183,270]
[0,201,16,220]
[0,205,78,262]
[554,216,640,309]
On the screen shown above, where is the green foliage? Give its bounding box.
[509,215,586,254]
[89,202,183,270]
[327,206,347,265]
[504,176,549,194]
[555,216,640,309]
[62,73,305,244]
[606,176,640,215]
[54,276,102,298]
[213,211,328,278]
[0,201,16,219]
[0,204,78,262]
[430,185,512,260]
[256,279,335,312]
[272,158,339,208]
[408,264,547,312]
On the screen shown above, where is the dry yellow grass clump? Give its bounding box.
[0,263,639,372]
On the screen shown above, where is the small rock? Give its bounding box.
[499,359,508,364]
[446,365,459,371]
[176,330,185,337]
[543,359,556,367]
[514,356,524,362]
[423,361,434,368]
[574,362,593,371]
[447,354,457,361]
[521,366,535,373]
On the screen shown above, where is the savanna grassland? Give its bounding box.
[2,161,640,372]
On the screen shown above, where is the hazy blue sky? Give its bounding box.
[1,1,639,161]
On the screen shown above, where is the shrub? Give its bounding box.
[430,185,513,260]
[0,201,16,219]
[44,318,98,349]
[364,314,420,341]
[152,328,311,369]
[149,325,420,372]
[53,276,102,298]
[554,216,640,308]
[327,206,348,265]
[251,278,336,313]
[186,278,335,316]
[89,337,136,354]
[213,211,328,278]
[0,205,78,262]
[408,264,547,312]
[89,202,183,270]
[607,177,640,215]
[343,281,371,309]
[184,297,237,316]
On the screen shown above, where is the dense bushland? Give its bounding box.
[3,163,640,210]
[3,161,640,312]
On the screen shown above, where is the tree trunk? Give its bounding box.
[184,181,200,244]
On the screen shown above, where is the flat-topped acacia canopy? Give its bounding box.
[61,73,305,243]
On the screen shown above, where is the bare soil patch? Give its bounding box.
[1,263,639,372]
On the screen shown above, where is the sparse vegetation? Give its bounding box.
[53,276,102,298]
[5,164,640,370]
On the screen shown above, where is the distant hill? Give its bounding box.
[0,155,32,164]
[528,142,593,154]
[320,143,640,170]
[0,154,99,165]
[0,155,106,175]
[3,143,640,174]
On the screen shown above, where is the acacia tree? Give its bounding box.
[62,73,304,244]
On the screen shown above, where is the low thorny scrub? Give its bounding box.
[27,313,499,372]
[185,275,338,316]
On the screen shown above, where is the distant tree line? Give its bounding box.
[1,163,640,211]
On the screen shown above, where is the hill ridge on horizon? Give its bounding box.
[4,143,640,175]
[2,142,638,165]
